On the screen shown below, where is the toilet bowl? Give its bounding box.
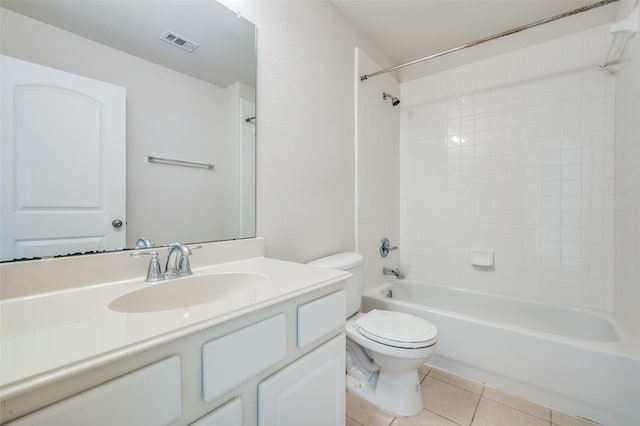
[307,253,438,417]
[345,310,437,416]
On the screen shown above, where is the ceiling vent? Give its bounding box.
[161,31,199,53]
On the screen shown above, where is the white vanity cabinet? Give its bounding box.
[257,291,346,426]
[2,287,347,426]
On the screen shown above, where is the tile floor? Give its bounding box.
[346,364,600,426]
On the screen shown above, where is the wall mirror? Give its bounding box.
[0,0,256,262]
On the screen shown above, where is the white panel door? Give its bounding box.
[0,55,126,260]
[258,334,346,426]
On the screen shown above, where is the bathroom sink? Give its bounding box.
[109,272,268,313]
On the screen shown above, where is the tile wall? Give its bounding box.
[614,2,640,340]
[400,25,616,310]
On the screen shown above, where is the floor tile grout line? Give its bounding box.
[482,393,552,423]
[425,374,484,397]
[468,384,486,425]
[346,414,364,426]
[349,369,599,426]
[425,366,484,395]
[423,408,466,426]
[421,371,483,425]
[427,368,552,423]
[389,410,397,426]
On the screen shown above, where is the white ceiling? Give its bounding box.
[332,0,621,81]
[2,1,621,85]
[1,0,256,88]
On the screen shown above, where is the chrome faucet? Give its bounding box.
[131,242,201,282]
[165,242,199,278]
[383,267,404,279]
[135,237,154,248]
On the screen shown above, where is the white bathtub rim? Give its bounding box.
[378,278,616,319]
[366,280,640,359]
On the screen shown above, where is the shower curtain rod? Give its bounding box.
[360,0,620,81]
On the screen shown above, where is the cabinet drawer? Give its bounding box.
[8,357,181,426]
[297,290,345,348]
[190,398,242,426]
[202,314,286,402]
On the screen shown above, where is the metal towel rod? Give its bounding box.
[147,155,215,170]
[360,0,620,81]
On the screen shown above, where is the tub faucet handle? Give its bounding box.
[380,237,398,257]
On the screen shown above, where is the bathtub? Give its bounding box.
[362,280,640,426]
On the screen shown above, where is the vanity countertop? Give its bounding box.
[0,257,349,400]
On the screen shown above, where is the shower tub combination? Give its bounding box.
[362,280,640,426]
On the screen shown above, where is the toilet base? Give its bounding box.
[346,367,423,417]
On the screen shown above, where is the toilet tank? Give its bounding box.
[307,252,363,318]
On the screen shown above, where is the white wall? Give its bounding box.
[400,25,616,310]
[356,48,401,292]
[220,0,393,263]
[614,1,640,340]
[0,9,239,247]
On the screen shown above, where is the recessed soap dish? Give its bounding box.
[470,250,494,267]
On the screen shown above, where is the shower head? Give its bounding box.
[383,92,400,106]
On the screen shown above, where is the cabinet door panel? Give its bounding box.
[297,290,345,348]
[8,357,180,426]
[202,314,286,402]
[190,398,242,426]
[258,334,345,426]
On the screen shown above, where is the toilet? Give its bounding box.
[308,252,437,417]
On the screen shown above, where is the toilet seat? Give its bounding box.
[356,310,437,349]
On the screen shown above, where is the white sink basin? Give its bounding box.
[109,272,268,313]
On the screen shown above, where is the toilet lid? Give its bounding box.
[356,310,437,349]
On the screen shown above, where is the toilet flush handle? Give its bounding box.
[380,237,398,257]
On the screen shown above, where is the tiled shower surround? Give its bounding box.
[614,2,640,341]
[400,24,616,310]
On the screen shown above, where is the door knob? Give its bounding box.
[112,219,124,228]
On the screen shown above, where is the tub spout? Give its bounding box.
[383,267,404,279]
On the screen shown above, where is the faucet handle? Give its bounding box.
[131,250,163,282]
[380,237,398,257]
[174,244,202,276]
